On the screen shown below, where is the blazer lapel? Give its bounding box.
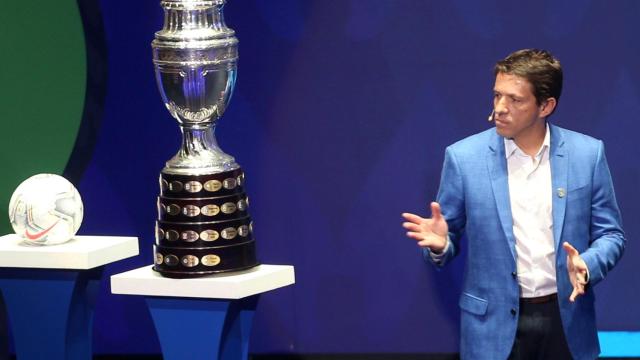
[487,130,517,261]
[549,124,568,251]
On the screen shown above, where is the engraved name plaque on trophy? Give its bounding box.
[151,0,258,277]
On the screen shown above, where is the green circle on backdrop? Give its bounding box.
[0,2,86,235]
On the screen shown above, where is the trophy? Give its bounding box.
[151,0,258,277]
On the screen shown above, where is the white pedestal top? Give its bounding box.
[111,264,295,299]
[0,234,139,269]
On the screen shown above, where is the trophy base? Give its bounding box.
[154,167,259,278]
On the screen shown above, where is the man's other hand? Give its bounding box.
[402,202,448,253]
[563,241,589,302]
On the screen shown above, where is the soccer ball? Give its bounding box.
[8,174,83,245]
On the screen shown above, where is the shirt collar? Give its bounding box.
[504,123,550,159]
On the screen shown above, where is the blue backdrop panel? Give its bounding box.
[61,0,640,354]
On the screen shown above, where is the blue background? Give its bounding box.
[51,0,640,355]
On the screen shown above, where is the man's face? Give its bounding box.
[492,72,545,141]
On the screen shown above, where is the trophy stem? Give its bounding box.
[164,124,238,175]
[181,124,220,156]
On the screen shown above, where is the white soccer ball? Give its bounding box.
[8,174,83,245]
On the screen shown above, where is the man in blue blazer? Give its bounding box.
[403,49,625,359]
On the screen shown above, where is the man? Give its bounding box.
[402,49,625,359]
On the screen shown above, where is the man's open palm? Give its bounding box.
[402,202,449,253]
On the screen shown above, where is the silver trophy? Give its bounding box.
[151,0,258,277]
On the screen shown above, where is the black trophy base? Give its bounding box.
[154,168,258,278]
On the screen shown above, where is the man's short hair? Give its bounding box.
[495,49,563,107]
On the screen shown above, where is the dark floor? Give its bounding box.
[1,355,635,360]
[93,356,458,360]
[86,355,638,360]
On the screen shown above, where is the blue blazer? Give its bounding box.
[426,124,625,360]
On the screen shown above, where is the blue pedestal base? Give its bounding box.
[0,292,8,360]
[146,295,259,360]
[0,267,103,360]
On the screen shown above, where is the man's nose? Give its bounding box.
[495,97,508,114]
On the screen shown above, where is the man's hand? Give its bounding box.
[562,242,589,302]
[402,202,449,253]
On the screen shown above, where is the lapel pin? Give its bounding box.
[557,188,566,198]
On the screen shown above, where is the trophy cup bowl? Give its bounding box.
[151,0,258,277]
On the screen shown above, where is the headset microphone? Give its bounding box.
[488,110,495,122]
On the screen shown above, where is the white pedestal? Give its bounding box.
[0,234,139,269]
[110,264,295,299]
[110,264,295,360]
[0,234,139,360]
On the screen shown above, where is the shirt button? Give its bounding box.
[511,271,517,278]
[511,308,517,316]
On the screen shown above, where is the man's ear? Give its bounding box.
[540,97,557,117]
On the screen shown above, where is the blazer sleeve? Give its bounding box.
[581,141,626,286]
[423,146,467,267]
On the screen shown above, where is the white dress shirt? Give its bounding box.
[505,124,557,298]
